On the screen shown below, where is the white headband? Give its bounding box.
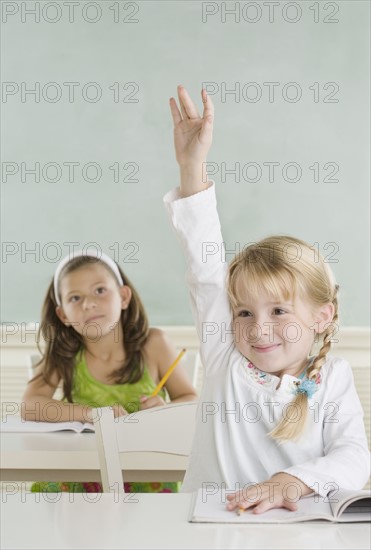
[53,249,124,306]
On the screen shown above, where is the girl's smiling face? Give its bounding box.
[232,275,334,379]
[55,263,131,342]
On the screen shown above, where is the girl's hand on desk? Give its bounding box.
[226,473,312,515]
[170,85,214,168]
[139,395,166,410]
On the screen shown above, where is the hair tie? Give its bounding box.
[53,249,124,306]
[292,378,319,399]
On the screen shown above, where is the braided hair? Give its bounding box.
[228,236,339,442]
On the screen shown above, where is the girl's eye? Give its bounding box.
[273,308,286,315]
[69,296,80,303]
[96,287,106,294]
[238,310,252,318]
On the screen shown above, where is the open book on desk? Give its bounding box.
[1,402,197,437]
[0,416,94,433]
[189,488,371,524]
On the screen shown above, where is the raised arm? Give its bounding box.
[164,86,235,373]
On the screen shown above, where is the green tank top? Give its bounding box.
[31,350,179,495]
[71,350,167,412]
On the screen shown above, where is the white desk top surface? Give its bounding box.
[1,493,370,550]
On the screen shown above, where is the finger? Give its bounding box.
[227,499,255,512]
[226,498,236,509]
[283,500,298,512]
[199,89,213,144]
[141,397,163,409]
[226,492,244,504]
[226,501,239,511]
[169,97,182,126]
[177,85,201,120]
[201,88,214,119]
[252,499,298,515]
[140,397,157,409]
[227,485,268,511]
[199,112,213,145]
[226,496,250,511]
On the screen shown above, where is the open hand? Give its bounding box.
[169,85,214,168]
[226,473,312,515]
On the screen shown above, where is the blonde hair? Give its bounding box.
[227,236,339,442]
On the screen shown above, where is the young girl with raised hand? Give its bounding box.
[164,85,370,514]
[22,249,197,493]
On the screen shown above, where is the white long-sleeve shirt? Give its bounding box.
[164,183,370,497]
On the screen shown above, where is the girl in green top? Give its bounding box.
[22,249,197,493]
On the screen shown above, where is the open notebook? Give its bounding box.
[189,488,371,524]
[0,416,94,433]
[1,403,196,441]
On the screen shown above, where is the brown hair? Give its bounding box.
[33,256,149,402]
[228,236,339,442]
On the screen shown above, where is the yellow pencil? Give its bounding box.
[150,348,186,397]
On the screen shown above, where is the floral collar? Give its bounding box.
[243,358,321,398]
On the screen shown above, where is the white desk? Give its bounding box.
[1,493,370,550]
[0,432,187,483]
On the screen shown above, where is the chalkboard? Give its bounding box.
[1,1,369,326]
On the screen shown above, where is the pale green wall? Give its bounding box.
[1,1,369,326]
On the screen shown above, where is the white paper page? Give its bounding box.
[0,416,93,433]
